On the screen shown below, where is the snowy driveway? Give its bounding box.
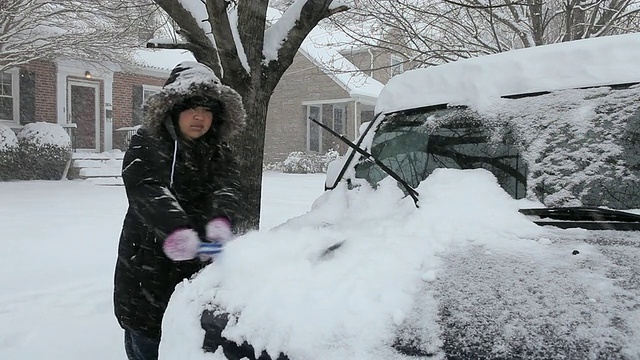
[0,172,325,360]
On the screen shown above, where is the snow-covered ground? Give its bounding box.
[2,169,639,360]
[0,172,325,360]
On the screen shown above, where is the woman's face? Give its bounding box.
[178,107,213,140]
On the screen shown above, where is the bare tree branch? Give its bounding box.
[205,0,249,82]
[152,0,223,76]
[0,0,166,73]
[328,0,640,69]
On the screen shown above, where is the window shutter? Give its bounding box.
[132,85,143,126]
[19,69,36,124]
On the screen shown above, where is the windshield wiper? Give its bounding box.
[519,207,640,231]
[309,117,420,206]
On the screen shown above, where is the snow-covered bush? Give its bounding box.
[265,149,341,173]
[16,122,72,180]
[0,125,19,181]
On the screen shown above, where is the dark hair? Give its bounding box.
[171,96,223,118]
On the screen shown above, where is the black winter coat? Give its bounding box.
[113,62,246,340]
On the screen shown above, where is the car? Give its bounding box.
[158,34,640,360]
[324,34,640,214]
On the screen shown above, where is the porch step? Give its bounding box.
[71,150,125,161]
[84,177,124,186]
[74,159,123,171]
[79,166,122,178]
[67,151,124,185]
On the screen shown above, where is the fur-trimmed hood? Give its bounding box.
[142,61,246,141]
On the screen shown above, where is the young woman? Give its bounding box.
[113,61,246,360]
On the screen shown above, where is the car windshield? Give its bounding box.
[350,85,640,210]
[354,106,527,199]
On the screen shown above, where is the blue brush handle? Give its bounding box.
[198,242,224,255]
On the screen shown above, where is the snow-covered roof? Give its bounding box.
[300,25,383,103]
[376,33,640,114]
[131,48,196,73]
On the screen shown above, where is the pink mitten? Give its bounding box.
[163,228,201,261]
[206,217,233,243]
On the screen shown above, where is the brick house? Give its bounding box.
[2,34,398,163]
[1,49,193,152]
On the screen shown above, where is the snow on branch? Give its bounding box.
[147,39,191,47]
[442,0,528,8]
[263,0,349,76]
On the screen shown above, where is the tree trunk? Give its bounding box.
[234,87,269,232]
[150,0,348,233]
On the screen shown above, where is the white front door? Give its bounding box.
[68,80,100,152]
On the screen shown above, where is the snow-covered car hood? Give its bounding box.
[159,169,640,360]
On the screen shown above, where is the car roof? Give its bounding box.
[375,33,640,115]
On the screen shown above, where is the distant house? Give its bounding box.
[1,28,401,164]
[263,25,387,163]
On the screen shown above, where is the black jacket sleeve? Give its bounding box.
[207,142,244,233]
[122,130,191,239]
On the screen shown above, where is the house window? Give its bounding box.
[306,102,349,152]
[390,55,404,77]
[359,104,376,128]
[360,110,375,125]
[333,105,345,135]
[0,69,19,123]
[142,85,161,103]
[307,105,322,152]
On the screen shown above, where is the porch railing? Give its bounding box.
[61,123,78,151]
[114,125,140,150]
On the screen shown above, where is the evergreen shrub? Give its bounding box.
[265,149,340,174]
[0,125,19,181]
[16,122,72,180]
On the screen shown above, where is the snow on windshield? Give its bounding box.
[159,168,640,359]
[376,33,640,115]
